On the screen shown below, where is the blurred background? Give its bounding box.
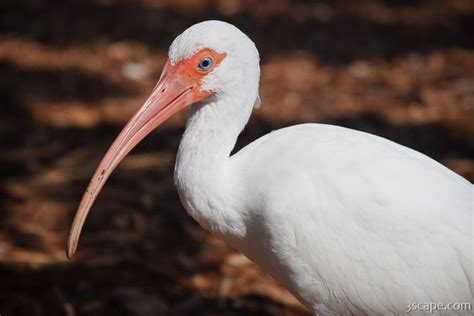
[0,0,473,315]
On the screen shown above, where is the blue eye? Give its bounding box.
[198,57,213,70]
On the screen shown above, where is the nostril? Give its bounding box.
[161,88,166,93]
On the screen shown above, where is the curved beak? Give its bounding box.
[66,60,204,258]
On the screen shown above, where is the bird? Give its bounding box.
[67,20,473,315]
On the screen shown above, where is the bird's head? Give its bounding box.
[66,20,260,258]
[168,20,260,102]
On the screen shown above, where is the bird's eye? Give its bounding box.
[198,57,213,71]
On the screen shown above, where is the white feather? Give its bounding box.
[172,20,473,315]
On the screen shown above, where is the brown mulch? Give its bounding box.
[0,0,472,315]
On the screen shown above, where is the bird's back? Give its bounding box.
[230,123,473,315]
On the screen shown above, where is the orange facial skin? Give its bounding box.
[171,49,227,99]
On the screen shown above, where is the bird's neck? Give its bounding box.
[174,92,254,238]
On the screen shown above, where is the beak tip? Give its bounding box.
[66,239,77,259]
[66,248,74,260]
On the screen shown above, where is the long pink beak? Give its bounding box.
[66,61,202,258]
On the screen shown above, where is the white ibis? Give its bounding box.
[67,20,473,315]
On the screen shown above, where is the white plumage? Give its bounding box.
[68,21,473,315]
